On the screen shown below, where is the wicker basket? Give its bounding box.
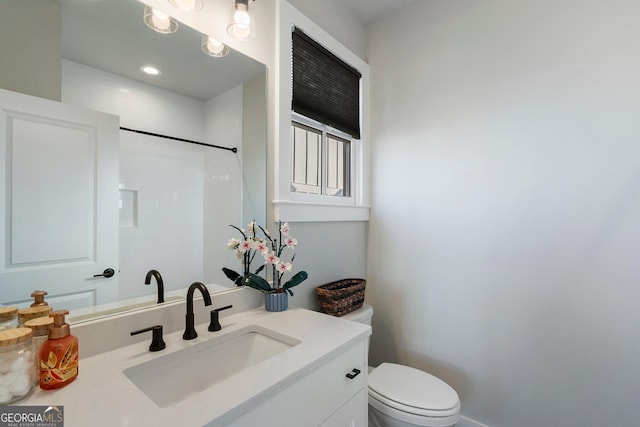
[316,278,366,317]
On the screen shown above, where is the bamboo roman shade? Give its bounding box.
[292,27,361,139]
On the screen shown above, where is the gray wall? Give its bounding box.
[0,0,61,101]
[367,1,640,426]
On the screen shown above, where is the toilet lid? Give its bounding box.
[368,363,459,413]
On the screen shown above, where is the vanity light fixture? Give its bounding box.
[168,0,203,12]
[201,35,230,57]
[143,5,178,34]
[227,0,256,41]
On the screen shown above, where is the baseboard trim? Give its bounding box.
[457,415,490,427]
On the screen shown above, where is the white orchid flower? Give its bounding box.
[254,240,269,254]
[238,239,252,253]
[264,252,280,265]
[280,222,290,236]
[227,237,241,249]
[276,262,292,273]
[285,237,298,248]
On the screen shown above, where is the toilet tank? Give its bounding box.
[340,304,373,359]
[340,304,373,325]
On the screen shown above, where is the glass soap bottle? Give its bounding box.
[0,307,19,331]
[0,328,35,404]
[39,310,78,390]
[24,316,54,386]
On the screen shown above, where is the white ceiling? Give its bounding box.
[336,0,415,24]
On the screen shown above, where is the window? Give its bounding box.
[275,3,369,222]
[291,118,351,197]
[289,27,358,201]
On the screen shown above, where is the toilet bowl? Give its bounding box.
[340,305,460,427]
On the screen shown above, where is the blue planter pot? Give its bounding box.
[265,292,288,312]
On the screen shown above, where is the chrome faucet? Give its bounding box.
[183,282,212,340]
[144,269,165,304]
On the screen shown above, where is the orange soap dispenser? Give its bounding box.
[39,310,78,390]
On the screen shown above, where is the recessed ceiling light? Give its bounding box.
[140,65,161,76]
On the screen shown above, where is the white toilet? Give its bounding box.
[341,304,461,427]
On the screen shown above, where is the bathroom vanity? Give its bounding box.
[18,301,370,427]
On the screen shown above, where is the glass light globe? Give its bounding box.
[201,35,229,57]
[144,6,178,34]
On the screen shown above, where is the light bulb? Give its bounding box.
[227,1,254,41]
[206,38,223,54]
[232,10,251,38]
[234,9,251,27]
[201,35,229,57]
[151,9,172,31]
[144,6,178,34]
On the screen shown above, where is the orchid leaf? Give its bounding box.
[245,272,273,292]
[283,271,308,290]
[222,267,244,286]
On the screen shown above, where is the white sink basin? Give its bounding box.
[123,325,300,408]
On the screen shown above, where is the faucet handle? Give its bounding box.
[131,325,166,352]
[208,305,233,332]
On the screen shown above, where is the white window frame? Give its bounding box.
[291,112,355,201]
[275,1,370,222]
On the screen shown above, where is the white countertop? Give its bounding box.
[19,307,371,427]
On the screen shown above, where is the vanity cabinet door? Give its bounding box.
[223,339,367,427]
[0,88,119,307]
[319,389,367,427]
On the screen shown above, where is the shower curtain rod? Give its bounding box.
[120,127,238,153]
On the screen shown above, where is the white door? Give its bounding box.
[0,88,119,309]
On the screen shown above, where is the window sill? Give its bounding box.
[273,200,370,222]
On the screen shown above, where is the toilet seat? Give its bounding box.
[368,363,460,425]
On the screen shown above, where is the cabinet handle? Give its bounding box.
[346,368,361,379]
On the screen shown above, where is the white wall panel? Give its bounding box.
[367,1,640,426]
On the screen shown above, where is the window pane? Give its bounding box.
[326,134,350,197]
[327,137,336,189]
[307,131,320,186]
[291,122,322,194]
[292,126,307,184]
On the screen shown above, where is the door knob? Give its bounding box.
[93,268,115,278]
